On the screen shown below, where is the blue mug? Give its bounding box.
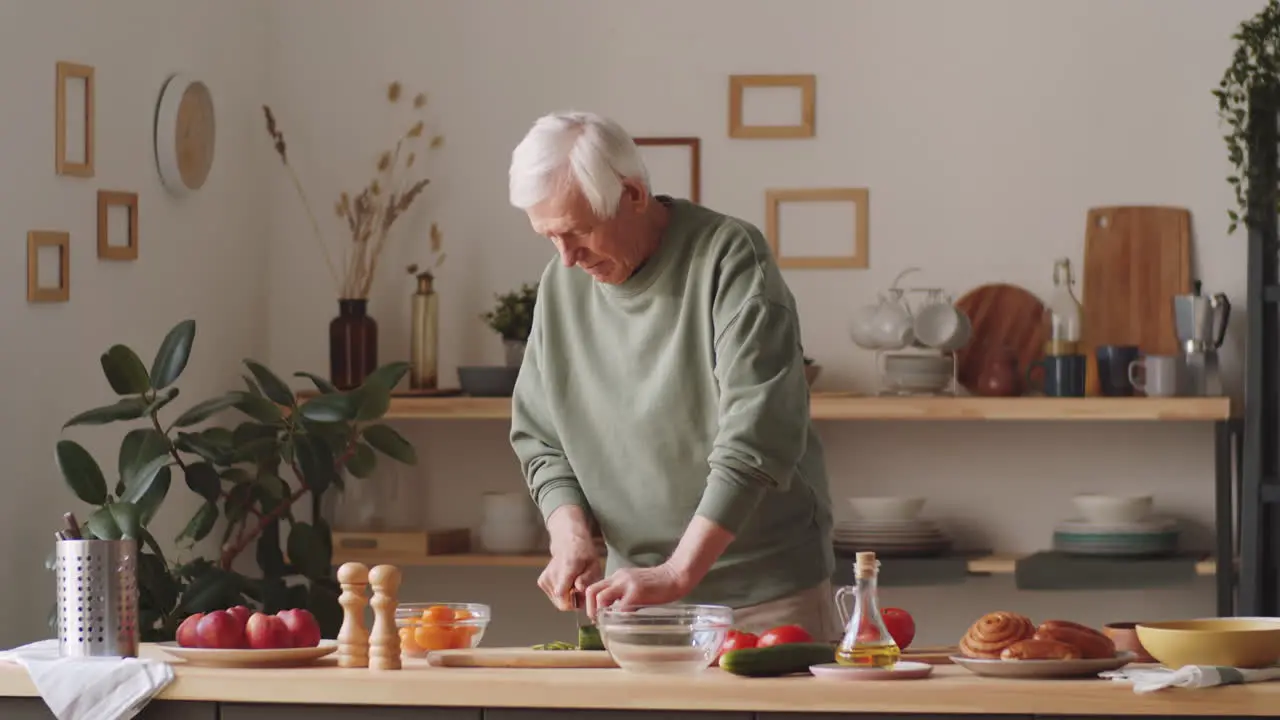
[1026,354,1087,397]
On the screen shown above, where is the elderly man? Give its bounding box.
[506,111,838,641]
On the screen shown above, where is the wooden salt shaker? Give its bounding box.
[368,564,402,670]
[337,562,371,668]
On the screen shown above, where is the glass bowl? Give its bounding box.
[396,602,490,657]
[596,604,733,674]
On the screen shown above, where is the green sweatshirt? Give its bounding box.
[509,197,834,609]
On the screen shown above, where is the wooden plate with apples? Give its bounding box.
[159,605,336,668]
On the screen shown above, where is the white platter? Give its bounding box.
[950,651,1135,679]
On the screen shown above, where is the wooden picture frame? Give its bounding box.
[55,61,95,177]
[634,136,701,203]
[27,230,70,303]
[764,188,869,269]
[97,190,139,260]
[728,74,816,139]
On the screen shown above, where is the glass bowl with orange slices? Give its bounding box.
[396,602,490,657]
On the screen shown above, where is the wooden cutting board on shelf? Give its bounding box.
[425,647,618,668]
[1080,206,1192,395]
[901,645,958,665]
[954,284,1050,395]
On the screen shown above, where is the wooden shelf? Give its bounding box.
[304,392,1232,422]
[332,550,1221,576]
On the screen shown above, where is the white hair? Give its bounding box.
[508,111,650,219]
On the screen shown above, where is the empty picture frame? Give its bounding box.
[634,136,701,203]
[55,61,95,177]
[97,190,139,260]
[729,74,816,139]
[27,230,70,302]
[765,188,869,269]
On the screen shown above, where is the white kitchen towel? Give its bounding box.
[1100,664,1280,693]
[0,639,174,720]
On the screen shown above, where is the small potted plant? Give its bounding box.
[481,282,538,367]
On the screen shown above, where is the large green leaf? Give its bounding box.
[362,423,417,465]
[63,397,148,428]
[150,320,196,390]
[223,482,255,524]
[86,505,123,539]
[256,520,286,576]
[55,440,108,505]
[118,428,168,483]
[171,393,241,428]
[345,442,377,478]
[100,344,150,395]
[137,551,179,615]
[179,567,237,613]
[362,362,410,393]
[144,387,180,416]
[349,383,391,422]
[231,391,283,424]
[119,452,170,505]
[183,462,221,502]
[177,501,219,544]
[294,372,338,394]
[108,501,142,540]
[134,466,172,526]
[294,435,337,496]
[286,522,329,579]
[298,393,356,423]
[243,360,296,407]
[307,580,343,640]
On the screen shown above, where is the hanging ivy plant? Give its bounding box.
[1215,0,1280,234]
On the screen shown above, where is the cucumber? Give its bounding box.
[577,624,605,651]
[718,642,836,677]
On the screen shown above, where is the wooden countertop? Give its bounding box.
[1,646,1276,716]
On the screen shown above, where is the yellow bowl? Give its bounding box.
[1135,618,1280,669]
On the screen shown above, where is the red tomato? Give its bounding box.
[716,629,758,660]
[757,624,813,647]
[881,607,916,650]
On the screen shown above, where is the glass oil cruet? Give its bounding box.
[835,551,901,668]
[1045,257,1082,355]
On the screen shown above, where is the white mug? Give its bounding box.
[1129,355,1179,397]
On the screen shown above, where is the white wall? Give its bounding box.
[0,0,273,646]
[264,0,1259,647]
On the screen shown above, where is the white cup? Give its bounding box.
[913,301,972,351]
[870,292,914,350]
[1129,355,1179,397]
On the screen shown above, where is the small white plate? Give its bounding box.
[810,661,934,680]
[950,651,1135,679]
[156,639,337,668]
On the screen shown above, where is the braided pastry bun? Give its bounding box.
[959,611,1036,659]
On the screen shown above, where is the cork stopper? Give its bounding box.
[854,551,880,580]
[416,272,435,294]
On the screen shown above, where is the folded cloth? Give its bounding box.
[1100,664,1280,693]
[0,639,174,720]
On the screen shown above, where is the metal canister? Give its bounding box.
[54,538,139,658]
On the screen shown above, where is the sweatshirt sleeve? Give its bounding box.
[508,314,587,523]
[695,295,811,534]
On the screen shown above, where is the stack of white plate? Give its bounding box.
[1052,516,1179,557]
[833,519,951,558]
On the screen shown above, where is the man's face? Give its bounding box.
[526,180,652,285]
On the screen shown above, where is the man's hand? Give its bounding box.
[538,505,602,610]
[584,563,690,618]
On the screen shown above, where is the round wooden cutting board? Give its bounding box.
[953,283,1049,395]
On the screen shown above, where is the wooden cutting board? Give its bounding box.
[901,645,958,665]
[425,647,618,668]
[1081,206,1192,395]
[954,284,1050,395]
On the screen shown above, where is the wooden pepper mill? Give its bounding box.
[368,564,402,670]
[337,562,371,668]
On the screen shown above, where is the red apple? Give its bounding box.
[176,613,205,648]
[196,609,247,649]
[226,605,253,630]
[245,612,291,650]
[276,608,321,648]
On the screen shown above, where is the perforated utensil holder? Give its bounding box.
[55,538,139,658]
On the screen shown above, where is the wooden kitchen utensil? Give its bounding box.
[368,564,402,671]
[954,284,1050,396]
[1080,206,1192,395]
[337,562,371,668]
[425,647,618,669]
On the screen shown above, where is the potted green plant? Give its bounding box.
[53,319,417,641]
[1216,0,1280,234]
[480,282,538,367]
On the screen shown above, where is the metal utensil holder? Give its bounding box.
[55,538,140,658]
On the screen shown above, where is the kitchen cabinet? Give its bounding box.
[222,704,479,720]
[0,698,215,719]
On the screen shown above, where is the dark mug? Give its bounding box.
[1095,345,1140,397]
[1026,354,1087,397]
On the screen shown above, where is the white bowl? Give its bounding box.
[847,496,926,522]
[1072,494,1153,525]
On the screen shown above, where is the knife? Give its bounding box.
[570,590,605,650]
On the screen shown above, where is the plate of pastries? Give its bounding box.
[950,611,1136,678]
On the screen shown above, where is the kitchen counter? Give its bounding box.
[1,645,1277,718]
